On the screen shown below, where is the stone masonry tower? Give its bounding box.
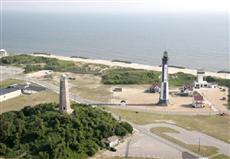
[59,74,73,114]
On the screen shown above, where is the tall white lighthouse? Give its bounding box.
[159,51,169,106]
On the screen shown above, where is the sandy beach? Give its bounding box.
[32,54,230,79]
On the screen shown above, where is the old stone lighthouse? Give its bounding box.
[59,74,73,114]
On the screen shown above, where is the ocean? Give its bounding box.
[2,12,229,71]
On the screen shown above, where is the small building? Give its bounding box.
[9,82,46,92]
[192,91,205,108]
[9,82,30,90]
[106,136,120,148]
[194,70,210,89]
[146,84,160,93]
[0,87,22,102]
[120,100,126,106]
[0,83,46,102]
[179,85,193,96]
[0,49,8,57]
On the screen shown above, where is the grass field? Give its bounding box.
[102,68,160,85]
[151,127,219,157]
[71,85,112,102]
[69,74,112,102]
[0,54,108,74]
[211,154,230,159]
[106,107,230,143]
[0,91,58,114]
[43,72,113,102]
[95,157,154,159]
[0,79,24,88]
[94,157,157,159]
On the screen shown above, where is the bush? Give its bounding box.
[114,124,128,137]
[169,72,196,87]
[120,121,133,133]
[24,64,43,73]
[0,55,107,74]
[102,69,196,87]
[102,68,160,84]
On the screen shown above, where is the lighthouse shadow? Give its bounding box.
[151,103,168,107]
[180,104,193,108]
[125,103,156,106]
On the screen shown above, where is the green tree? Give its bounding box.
[0,103,133,158]
[120,121,133,133]
[114,124,127,137]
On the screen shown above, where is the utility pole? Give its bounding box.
[125,139,131,158]
[209,106,211,116]
[198,137,201,152]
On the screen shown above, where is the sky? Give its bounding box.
[2,0,230,14]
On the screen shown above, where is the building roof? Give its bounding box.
[194,95,204,101]
[0,49,6,52]
[150,84,160,88]
[9,83,46,92]
[120,100,126,103]
[0,49,7,55]
[24,85,46,92]
[0,87,20,96]
[107,136,119,142]
[10,83,28,89]
[197,69,205,74]
[193,91,204,101]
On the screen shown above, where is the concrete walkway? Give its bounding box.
[142,123,230,157]
[103,130,185,159]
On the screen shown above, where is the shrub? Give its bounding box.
[102,68,160,84]
[120,121,133,133]
[114,124,128,137]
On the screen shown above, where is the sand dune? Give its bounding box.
[32,54,230,79]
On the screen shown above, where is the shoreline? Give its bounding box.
[31,53,230,79]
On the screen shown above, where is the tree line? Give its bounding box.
[0,103,133,159]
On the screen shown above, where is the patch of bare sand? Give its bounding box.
[26,70,53,78]
[111,86,212,113]
[57,73,112,102]
[199,87,229,112]
[111,85,155,104]
[32,54,230,79]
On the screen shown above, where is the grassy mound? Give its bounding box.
[0,54,107,74]
[169,72,196,87]
[102,68,196,87]
[102,68,160,84]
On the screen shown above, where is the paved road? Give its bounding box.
[0,66,24,81]
[15,76,226,116]
[107,111,201,159]
[142,123,230,157]
[103,130,186,159]
[134,124,202,158]
[15,76,105,105]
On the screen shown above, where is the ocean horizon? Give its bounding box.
[2,12,229,71]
